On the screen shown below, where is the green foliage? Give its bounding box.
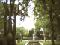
[23,0,29,7]
[16,27,25,37]
[34,0,52,40]
[35,14,50,30]
[34,0,49,28]
[34,0,50,33]
[16,27,29,37]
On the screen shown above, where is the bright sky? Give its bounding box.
[16,0,35,30]
[1,0,35,30]
[16,16,35,30]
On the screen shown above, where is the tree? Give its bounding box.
[0,2,4,45]
[16,27,29,39]
[48,0,56,45]
[18,0,29,21]
[3,0,16,45]
[0,2,4,29]
[34,0,50,41]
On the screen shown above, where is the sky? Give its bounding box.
[16,0,35,30]
[1,0,23,4]
[16,16,35,30]
[1,0,35,30]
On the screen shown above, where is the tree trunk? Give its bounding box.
[49,0,55,45]
[3,0,9,44]
[3,0,16,45]
[7,0,16,45]
[12,7,16,45]
[42,0,46,42]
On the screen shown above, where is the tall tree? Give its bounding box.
[3,0,9,45]
[34,0,50,41]
[3,0,16,45]
[0,2,4,29]
[49,0,55,45]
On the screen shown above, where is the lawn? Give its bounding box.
[16,40,60,45]
[43,40,60,45]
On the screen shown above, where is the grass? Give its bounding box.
[43,40,52,45]
[43,40,60,45]
[16,40,28,45]
[16,40,60,45]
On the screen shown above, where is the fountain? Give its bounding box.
[33,29,36,40]
[25,0,43,45]
[33,34,35,40]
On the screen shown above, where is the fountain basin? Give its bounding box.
[25,40,40,45]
